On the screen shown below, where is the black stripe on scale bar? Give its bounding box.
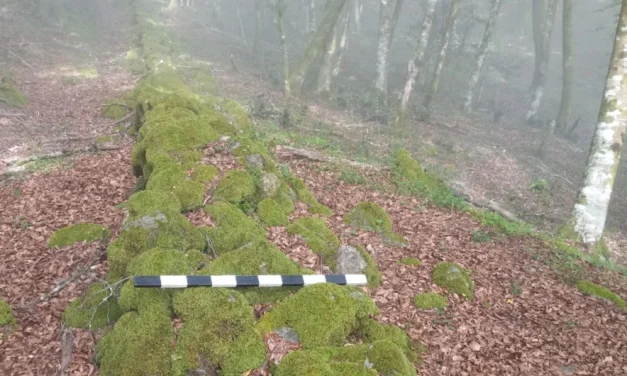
[281,275,305,286]
[186,275,212,287]
[134,276,162,288]
[235,275,260,287]
[325,274,347,285]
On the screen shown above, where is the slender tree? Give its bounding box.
[463,0,502,114]
[530,0,547,92]
[332,5,352,81]
[421,0,460,118]
[393,0,438,131]
[305,0,317,37]
[560,0,627,256]
[317,5,341,96]
[374,0,404,104]
[525,0,558,123]
[354,0,363,34]
[273,0,291,97]
[556,0,574,133]
[289,0,348,96]
[253,0,264,58]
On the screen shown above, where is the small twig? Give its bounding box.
[7,49,35,71]
[57,326,74,376]
[206,235,217,259]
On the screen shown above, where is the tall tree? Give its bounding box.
[463,0,503,114]
[560,0,627,256]
[530,0,547,92]
[273,0,291,97]
[525,0,558,123]
[252,0,264,59]
[289,0,348,96]
[317,3,342,97]
[305,0,317,37]
[421,0,460,118]
[393,0,438,131]
[555,0,575,133]
[354,0,363,34]
[331,5,352,82]
[374,0,404,104]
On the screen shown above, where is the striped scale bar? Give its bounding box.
[134,274,368,289]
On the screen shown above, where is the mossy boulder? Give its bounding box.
[63,283,122,329]
[414,292,448,310]
[102,104,128,120]
[0,76,29,108]
[577,280,626,310]
[201,202,266,254]
[97,310,174,376]
[393,149,424,181]
[217,99,252,135]
[286,217,340,270]
[0,299,16,328]
[200,240,311,304]
[146,167,205,210]
[356,319,418,362]
[257,198,289,227]
[172,288,265,376]
[119,248,202,315]
[124,190,182,219]
[191,164,219,184]
[432,262,474,300]
[399,257,422,267]
[48,223,109,248]
[345,202,393,233]
[337,246,381,288]
[142,148,202,179]
[288,177,333,216]
[275,340,416,376]
[258,283,377,349]
[213,170,256,203]
[275,184,296,214]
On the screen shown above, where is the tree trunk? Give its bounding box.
[274,0,291,97]
[421,0,460,118]
[289,0,348,96]
[530,0,546,92]
[317,5,342,97]
[463,0,502,114]
[306,0,317,37]
[332,5,352,81]
[525,0,558,123]
[537,119,557,159]
[562,0,627,255]
[393,0,438,131]
[374,0,404,104]
[354,0,363,34]
[556,0,574,132]
[253,0,264,58]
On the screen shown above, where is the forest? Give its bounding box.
[0,0,626,375]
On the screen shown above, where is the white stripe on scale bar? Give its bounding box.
[258,275,283,287]
[345,274,368,285]
[302,274,327,285]
[160,275,188,288]
[211,275,238,288]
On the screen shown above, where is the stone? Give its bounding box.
[274,326,300,343]
[337,245,368,274]
[245,154,264,169]
[260,172,280,197]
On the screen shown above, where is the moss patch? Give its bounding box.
[577,280,626,310]
[213,170,256,203]
[48,223,109,248]
[356,319,417,362]
[399,257,422,267]
[172,288,265,376]
[287,176,333,216]
[191,164,219,184]
[63,283,122,329]
[102,104,128,120]
[97,310,174,376]
[124,190,182,219]
[432,262,474,300]
[286,217,340,270]
[201,202,266,254]
[258,283,376,349]
[256,198,289,227]
[414,292,448,310]
[345,202,393,233]
[0,299,16,328]
[355,245,382,288]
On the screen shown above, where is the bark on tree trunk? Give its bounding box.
[563,0,627,255]
[556,0,574,132]
[332,5,352,81]
[317,4,342,97]
[537,119,557,160]
[289,0,348,96]
[421,0,460,118]
[374,0,404,105]
[530,0,546,92]
[393,0,438,131]
[253,0,264,58]
[354,0,363,34]
[274,0,291,97]
[525,0,558,123]
[463,0,502,114]
[306,0,317,37]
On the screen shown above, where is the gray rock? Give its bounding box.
[123,212,167,231]
[337,245,367,274]
[245,154,264,169]
[274,326,299,343]
[260,172,280,197]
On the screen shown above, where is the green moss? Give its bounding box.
[142,148,202,179]
[309,203,334,216]
[146,167,205,210]
[286,217,340,270]
[119,248,198,315]
[355,245,382,288]
[577,280,626,310]
[124,190,182,219]
[394,149,424,181]
[0,76,29,108]
[97,310,174,376]
[414,292,448,310]
[213,170,256,203]
[0,299,16,328]
[95,135,115,143]
[201,240,311,304]
[345,202,392,233]
[432,262,474,300]
[209,116,237,135]
[399,257,422,267]
[63,283,122,329]
[275,184,296,214]
[172,288,265,376]
[471,210,533,236]
[258,283,375,349]
[219,99,252,134]
[356,319,417,362]
[48,223,109,248]
[275,340,416,376]
[186,67,219,95]
[257,198,289,227]
[201,202,266,254]
[102,104,128,120]
[191,164,219,184]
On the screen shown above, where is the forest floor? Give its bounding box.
[1,7,627,376]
